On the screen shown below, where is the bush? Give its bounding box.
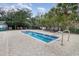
[69,27,79,34]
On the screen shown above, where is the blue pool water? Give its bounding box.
[23,31,58,43]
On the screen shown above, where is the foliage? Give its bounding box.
[3,8,32,29]
[0,3,79,34]
[38,3,79,33]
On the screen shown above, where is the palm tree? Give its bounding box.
[55,3,78,30]
[39,3,78,32]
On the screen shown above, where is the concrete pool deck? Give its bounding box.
[0,30,79,56]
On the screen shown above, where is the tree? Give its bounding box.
[6,8,32,29]
[39,3,78,32]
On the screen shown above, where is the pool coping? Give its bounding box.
[21,30,61,45]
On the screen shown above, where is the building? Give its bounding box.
[0,21,8,31]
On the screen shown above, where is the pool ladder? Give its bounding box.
[58,30,70,46]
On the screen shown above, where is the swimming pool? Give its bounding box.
[23,31,58,43]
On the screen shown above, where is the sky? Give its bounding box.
[0,3,57,17]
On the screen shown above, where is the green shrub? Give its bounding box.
[69,27,79,34]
